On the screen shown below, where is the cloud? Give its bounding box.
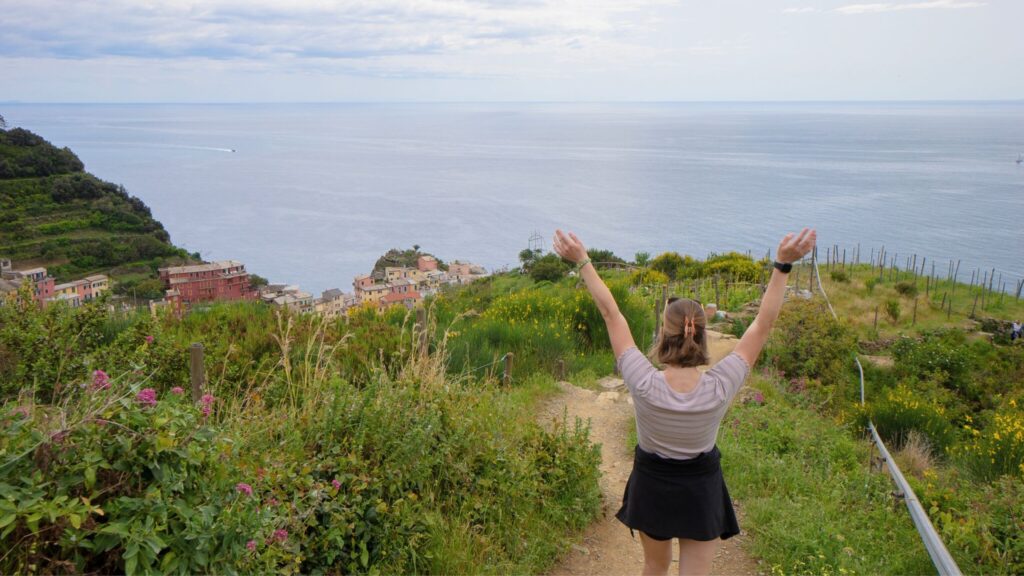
[0,0,674,67]
[835,0,986,15]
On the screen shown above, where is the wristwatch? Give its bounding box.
[773,261,793,273]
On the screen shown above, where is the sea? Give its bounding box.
[4,102,1023,295]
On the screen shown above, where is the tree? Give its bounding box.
[634,251,650,267]
[586,248,625,269]
[518,248,542,271]
[0,114,6,129]
[529,253,570,282]
[650,252,685,280]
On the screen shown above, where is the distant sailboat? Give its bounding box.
[1017,153,1023,165]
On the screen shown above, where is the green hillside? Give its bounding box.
[0,124,193,297]
[1,245,1022,573]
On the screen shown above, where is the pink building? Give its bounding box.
[380,291,421,311]
[417,256,438,272]
[158,261,256,308]
[0,266,55,305]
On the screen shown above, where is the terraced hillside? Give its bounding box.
[0,125,192,297]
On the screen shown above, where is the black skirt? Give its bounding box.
[615,445,740,541]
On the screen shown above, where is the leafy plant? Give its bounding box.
[895,281,918,298]
[885,299,901,324]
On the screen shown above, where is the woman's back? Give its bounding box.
[618,347,750,460]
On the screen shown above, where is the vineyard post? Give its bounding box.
[503,353,514,386]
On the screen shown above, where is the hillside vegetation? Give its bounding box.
[2,214,1023,573]
[0,126,192,297]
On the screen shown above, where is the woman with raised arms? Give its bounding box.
[552,228,816,576]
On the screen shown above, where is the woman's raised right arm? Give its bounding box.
[734,228,816,368]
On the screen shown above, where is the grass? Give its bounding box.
[718,372,935,575]
[798,262,1024,340]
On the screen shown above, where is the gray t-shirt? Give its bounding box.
[617,347,751,460]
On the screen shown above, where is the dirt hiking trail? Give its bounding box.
[542,331,763,576]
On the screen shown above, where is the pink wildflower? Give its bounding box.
[200,393,215,417]
[268,498,279,506]
[12,406,30,418]
[272,529,288,543]
[145,335,154,344]
[92,370,110,391]
[246,540,257,551]
[754,391,765,404]
[331,479,342,490]
[170,386,185,395]
[236,482,253,497]
[136,388,158,407]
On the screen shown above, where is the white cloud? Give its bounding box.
[836,0,986,15]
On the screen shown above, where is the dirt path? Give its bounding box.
[541,331,763,576]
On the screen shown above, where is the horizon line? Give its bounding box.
[3,98,1024,106]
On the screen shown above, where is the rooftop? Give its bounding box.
[160,261,244,275]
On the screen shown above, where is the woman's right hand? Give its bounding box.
[553,229,589,264]
[776,228,817,264]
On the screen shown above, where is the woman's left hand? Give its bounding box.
[553,229,588,264]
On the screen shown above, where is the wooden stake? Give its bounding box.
[503,353,514,386]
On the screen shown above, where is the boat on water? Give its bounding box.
[1017,153,1023,165]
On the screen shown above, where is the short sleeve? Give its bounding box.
[616,347,657,396]
[707,352,751,402]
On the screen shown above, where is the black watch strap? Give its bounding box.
[773,261,793,273]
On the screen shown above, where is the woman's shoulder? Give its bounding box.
[617,347,658,394]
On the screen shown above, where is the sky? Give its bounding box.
[1,0,1021,102]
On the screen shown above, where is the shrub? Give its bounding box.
[529,254,570,283]
[891,331,973,396]
[704,252,762,282]
[885,299,901,323]
[867,383,957,453]
[765,299,857,389]
[628,267,669,286]
[864,277,878,294]
[830,269,850,283]
[650,251,686,280]
[895,280,918,297]
[951,402,1024,480]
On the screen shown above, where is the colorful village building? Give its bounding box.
[158,260,257,310]
[0,260,108,307]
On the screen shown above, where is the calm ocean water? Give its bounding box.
[5,102,1023,294]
